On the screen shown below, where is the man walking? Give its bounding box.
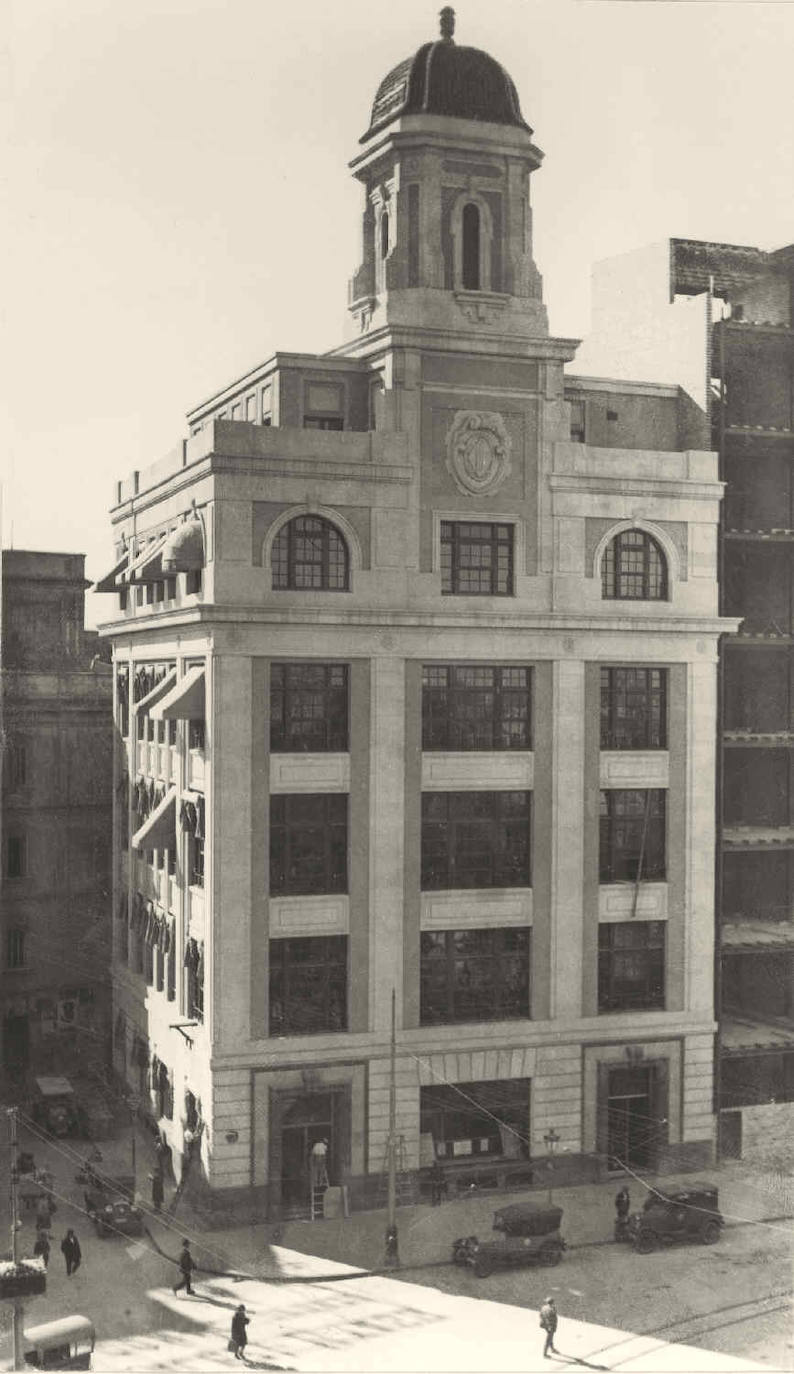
[60,1229,81,1277]
[539,1296,558,1358]
[173,1238,195,1295]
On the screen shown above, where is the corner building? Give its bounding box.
[98,15,733,1218]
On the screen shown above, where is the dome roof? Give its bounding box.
[365,9,530,140]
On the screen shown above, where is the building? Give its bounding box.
[96,14,732,1218]
[578,236,794,1167]
[0,550,113,1085]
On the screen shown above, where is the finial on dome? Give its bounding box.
[439,7,455,42]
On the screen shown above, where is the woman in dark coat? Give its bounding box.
[230,1304,249,1360]
[61,1229,81,1276]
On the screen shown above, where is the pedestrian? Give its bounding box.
[33,1230,50,1267]
[614,1186,630,1242]
[384,1223,399,1268]
[173,1238,195,1295]
[229,1304,249,1360]
[430,1159,447,1206]
[150,1170,164,1212]
[539,1296,558,1358]
[310,1137,329,1190]
[35,1194,56,1231]
[61,1229,81,1277]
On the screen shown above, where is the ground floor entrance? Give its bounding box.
[606,1066,654,1171]
[269,1087,351,1218]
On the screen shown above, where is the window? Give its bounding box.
[462,203,480,290]
[246,395,257,421]
[7,929,26,970]
[6,836,26,879]
[721,1051,794,1108]
[598,921,665,1012]
[421,791,531,890]
[599,790,666,883]
[600,669,667,750]
[422,665,530,750]
[440,521,513,597]
[270,793,347,895]
[5,742,27,788]
[270,663,349,753]
[269,936,347,1035]
[304,416,344,431]
[380,211,389,259]
[185,939,204,1021]
[271,516,349,592]
[189,836,205,888]
[261,385,272,425]
[420,1079,530,1160]
[188,719,205,752]
[421,928,530,1025]
[602,529,668,601]
[569,398,586,442]
[185,569,202,595]
[231,403,242,420]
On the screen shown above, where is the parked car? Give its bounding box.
[90,1197,144,1240]
[627,1185,724,1253]
[453,1201,566,1277]
[30,1077,83,1138]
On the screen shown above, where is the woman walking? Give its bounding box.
[230,1304,249,1360]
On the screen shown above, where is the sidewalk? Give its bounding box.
[169,1158,794,1280]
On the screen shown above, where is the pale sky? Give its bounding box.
[3,0,793,624]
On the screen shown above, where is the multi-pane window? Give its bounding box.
[598,921,665,1012]
[422,665,531,750]
[600,668,667,750]
[188,719,205,752]
[420,928,530,1025]
[7,929,26,969]
[270,793,347,895]
[269,936,348,1035]
[304,416,344,431]
[421,1079,530,1160]
[185,939,204,1021]
[270,664,349,753]
[271,516,349,592]
[599,790,666,883]
[440,521,513,597]
[6,837,26,880]
[602,529,667,601]
[421,791,531,890]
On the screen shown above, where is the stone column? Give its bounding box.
[368,655,406,1032]
[549,659,585,1019]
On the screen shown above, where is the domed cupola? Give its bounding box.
[366,8,531,140]
[345,9,548,344]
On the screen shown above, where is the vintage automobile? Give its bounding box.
[89,1196,144,1240]
[30,1077,83,1138]
[23,1314,95,1369]
[452,1201,566,1277]
[627,1185,724,1253]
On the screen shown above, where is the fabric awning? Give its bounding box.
[123,534,168,585]
[131,787,177,852]
[94,550,129,593]
[151,667,205,721]
[134,668,177,717]
[162,520,204,573]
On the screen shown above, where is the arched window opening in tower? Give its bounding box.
[462,203,481,290]
[271,515,350,592]
[602,529,668,601]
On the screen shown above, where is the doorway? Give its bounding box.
[280,1093,333,1211]
[606,1066,652,1171]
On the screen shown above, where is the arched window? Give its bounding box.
[380,211,389,260]
[271,515,350,592]
[602,529,668,601]
[462,203,480,290]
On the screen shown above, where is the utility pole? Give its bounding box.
[383,988,399,1267]
[8,1108,23,1371]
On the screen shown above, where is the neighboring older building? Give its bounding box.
[0,550,113,1085]
[97,14,733,1219]
[579,236,794,1168]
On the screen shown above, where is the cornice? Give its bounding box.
[549,474,724,502]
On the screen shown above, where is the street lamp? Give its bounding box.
[543,1128,561,1206]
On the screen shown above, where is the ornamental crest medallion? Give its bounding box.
[445,411,512,496]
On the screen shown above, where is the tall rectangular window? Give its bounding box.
[270,793,348,895]
[189,836,205,889]
[270,664,349,753]
[6,837,26,879]
[420,927,530,1025]
[441,521,513,597]
[188,719,205,752]
[599,790,666,883]
[421,791,531,890]
[6,929,26,969]
[600,668,667,750]
[422,665,531,750]
[598,921,665,1011]
[269,936,348,1035]
[569,398,586,442]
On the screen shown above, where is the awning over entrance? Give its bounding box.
[151,667,205,722]
[131,787,177,852]
[93,550,129,593]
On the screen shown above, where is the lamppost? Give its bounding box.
[543,1128,561,1206]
